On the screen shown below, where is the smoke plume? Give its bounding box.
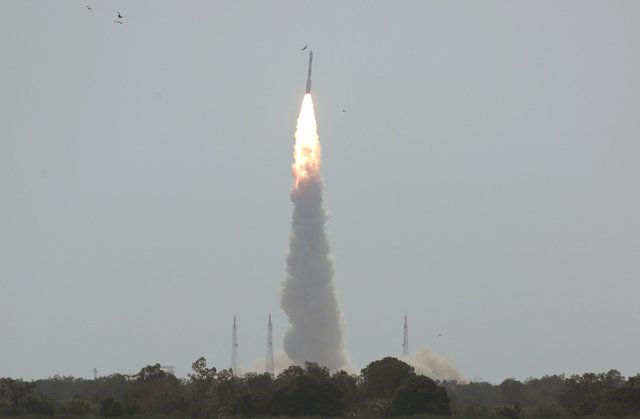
[404,346,466,382]
[280,94,350,371]
[253,350,294,376]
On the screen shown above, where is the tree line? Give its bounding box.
[1,357,639,418]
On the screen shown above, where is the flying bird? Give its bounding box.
[342,109,347,113]
[86,5,92,10]
[437,333,445,337]
[300,45,308,51]
[117,12,123,19]
[114,20,123,24]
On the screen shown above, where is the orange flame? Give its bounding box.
[292,94,320,188]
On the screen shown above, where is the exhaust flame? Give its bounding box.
[281,93,350,371]
[292,94,321,188]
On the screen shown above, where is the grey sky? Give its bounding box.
[1,1,638,383]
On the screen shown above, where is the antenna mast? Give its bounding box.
[266,314,274,376]
[403,315,409,356]
[231,316,239,376]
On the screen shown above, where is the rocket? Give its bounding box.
[305,50,313,93]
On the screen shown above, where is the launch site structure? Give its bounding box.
[231,316,239,376]
[403,315,409,356]
[266,314,274,376]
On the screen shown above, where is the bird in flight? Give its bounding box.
[300,45,308,51]
[86,5,92,10]
[342,109,347,113]
[437,333,445,337]
[114,20,123,24]
[117,11,123,19]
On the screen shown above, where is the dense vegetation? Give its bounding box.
[1,357,639,418]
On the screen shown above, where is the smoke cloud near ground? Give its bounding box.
[280,94,350,372]
[404,347,466,382]
[253,350,294,375]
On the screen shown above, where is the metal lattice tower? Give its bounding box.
[266,313,274,376]
[231,316,239,376]
[402,315,409,357]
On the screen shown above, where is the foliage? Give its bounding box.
[357,397,392,417]
[524,375,567,404]
[3,358,640,419]
[21,396,55,416]
[447,381,502,408]
[497,404,521,419]
[188,357,216,384]
[128,364,187,415]
[559,370,626,415]
[214,368,242,415]
[99,397,124,417]
[186,357,218,418]
[265,362,346,417]
[332,369,359,413]
[228,372,273,417]
[361,357,415,399]
[388,375,452,416]
[454,405,499,417]
[526,402,569,417]
[499,379,530,406]
[32,374,131,402]
[0,379,35,408]
[594,401,634,417]
[57,398,96,415]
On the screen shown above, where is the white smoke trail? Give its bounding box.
[280,94,350,371]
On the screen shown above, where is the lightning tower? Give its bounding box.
[231,316,239,376]
[266,314,274,376]
[403,315,409,356]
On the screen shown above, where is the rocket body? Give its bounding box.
[305,51,313,93]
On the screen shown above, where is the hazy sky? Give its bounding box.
[1,1,639,383]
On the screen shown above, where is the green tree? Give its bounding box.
[189,357,217,383]
[499,378,531,406]
[222,371,277,417]
[388,375,452,416]
[605,369,625,388]
[99,397,124,417]
[127,363,186,414]
[446,380,501,408]
[134,363,167,383]
[187,357,217,418]
[1,378,35,408]
[360,357,415,399]
[524,374,567,405]
[331,370,358,413]
[276,364,305,382]
[628,374,640,387]
[58,398,97,415]
[272,374,344,416]
[303,362,330,379]
[228,373,274,418]
[22,396,55,416]
[559,371,623,415]
[32,374,132,403]
[527,402,569,418]
[595,376,640,414]
[214,368,242,416]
